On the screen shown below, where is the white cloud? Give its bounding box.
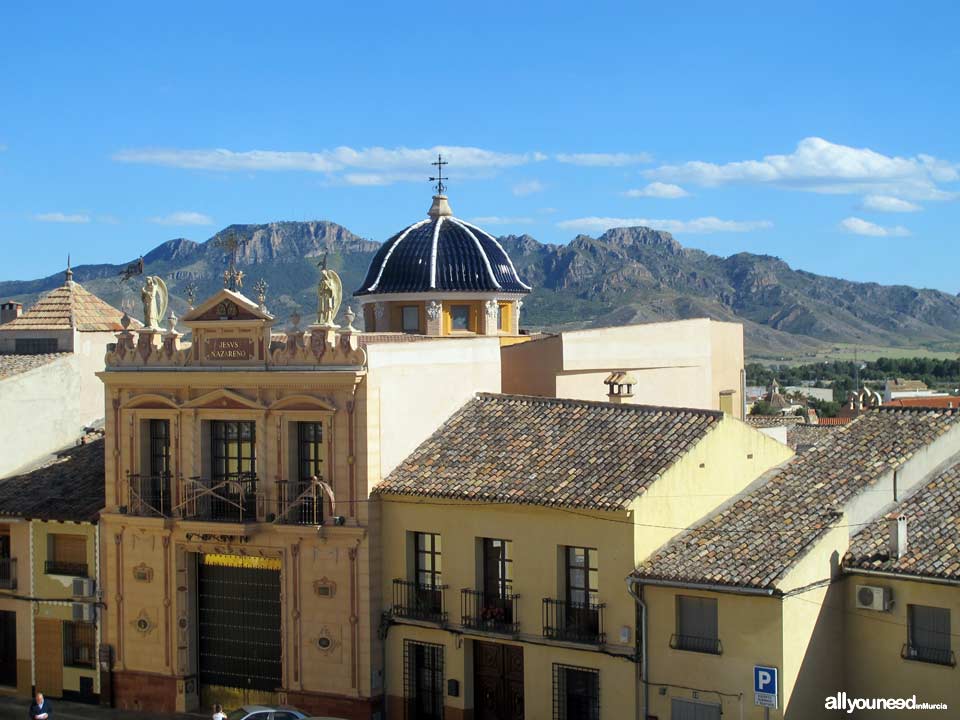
[148,211,214,226]
[34,212,90,223]
[555,151,653,166]
[471,216,535,225]
[623,182,690,199]
[860,195,922,213]
[648,137,959,200]
[512,180,544,196]
[556,216,772,234]
[839,216,911,237]
[114,145,545,186]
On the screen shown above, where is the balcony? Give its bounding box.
[0,557,15,589]
[902,643,956,667]
[461,589,520,634]
[45,560,88,577]
[275,480,323,525]
[176,473,261,522]
[670,633,723,655]
[542,598,605,644]
[126,473,173,517]
[392,579,448,623]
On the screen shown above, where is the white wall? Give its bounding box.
[366,338,502,479]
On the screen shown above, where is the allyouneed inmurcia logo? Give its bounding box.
[826,692,949,713]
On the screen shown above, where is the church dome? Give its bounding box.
[354,195,531,296]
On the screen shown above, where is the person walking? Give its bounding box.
[212,703,227,720]
[28,692,52,720]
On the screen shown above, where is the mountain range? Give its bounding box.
[3,221,960,358]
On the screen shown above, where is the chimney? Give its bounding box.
[886,512,907,559]
[1,301,23,325]
[604,371,637,405]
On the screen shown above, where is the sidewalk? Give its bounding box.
[0,695,202,720]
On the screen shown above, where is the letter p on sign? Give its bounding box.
[754,665,778,709]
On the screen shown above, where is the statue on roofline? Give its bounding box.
[316,253,342,328]
[141,275,169,330]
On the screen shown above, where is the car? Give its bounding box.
[225,705,309,720]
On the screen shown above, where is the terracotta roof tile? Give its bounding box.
[0,352,68,380]
[633,407,960,591]
[844,462,960,581]
[0,280,133,332]
[0,435,105,523]
[374,393,722,510]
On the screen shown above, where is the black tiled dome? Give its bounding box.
[355,215,531,296]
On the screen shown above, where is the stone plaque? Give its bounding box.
[204,337,254,361]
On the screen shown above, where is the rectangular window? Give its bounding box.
[404,640,444,720]
[565,546,598,605]
[415,532,442,588]
[907,605,953,665]
[46,534,87,577]
[450,305,471,331]
[674,595,720,654]
[210,420,256,479]
[14,338,58,354]
[553,664,599,720]
[63,621,96,668]
[482,538,513,598]
[297,421,324,481]
[402,305,420,333]
[497,302,510,332]
[149,419,170,476]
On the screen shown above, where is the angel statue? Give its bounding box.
[141,275,169,330]
[316,254,342,328]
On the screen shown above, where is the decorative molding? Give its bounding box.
[133,609,155,636]
[315,626,340,656]
[485,299,498,322]
[374,302,387,323]
[132,563,154,583]
[426,300,442,322]
[313,577,337,599]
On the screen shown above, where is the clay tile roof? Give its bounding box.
[786,423,839,450]
[0,352,69,380]
[0,436,105,523]
[745,415,803,428]
[0,280,133,332]
[374,393,723,510]
[844,462,960,581]
[633,407,960,591]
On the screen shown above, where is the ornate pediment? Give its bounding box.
[183,388,265,410]
[181,289,273,324]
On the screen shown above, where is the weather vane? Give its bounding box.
[215,232,245,290]
[429,153,448,195]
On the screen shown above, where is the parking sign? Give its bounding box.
[754,665,778,708]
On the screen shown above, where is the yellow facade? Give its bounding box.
[378,415,792,718]
[0,520,32,697]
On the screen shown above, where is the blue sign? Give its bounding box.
[754,665,778,708]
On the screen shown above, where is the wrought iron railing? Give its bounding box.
[275,480,323,525]
[176,473,260,522]
[45,560,88,577]
[393,579,448,623]
[670,633,723,655]
[461,589,520,634]
[126,472,173,517]
[902,643,956,666]
[0,557,15,589]
[542,598,605,644]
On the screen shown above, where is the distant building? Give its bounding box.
[883,395,960,409]
[883,377,948,403]
[0,433,104,702]
[784,385,833,403]
[0,266,134,476]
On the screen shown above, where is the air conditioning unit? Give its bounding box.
[855,584,892,611]
[72,577,95,597]
[72,602,96,623]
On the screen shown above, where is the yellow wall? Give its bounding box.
[630,417,794,564]
[379,496,639,717]
[643,584,784,720]
[0,521,32,696]
[843,574,960,718]
[32,521,100,696]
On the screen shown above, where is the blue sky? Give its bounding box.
[1,2,959,292]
